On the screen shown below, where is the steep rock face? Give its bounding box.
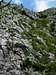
[0,4,56,75]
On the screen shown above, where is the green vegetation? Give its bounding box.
[0,3,56,75]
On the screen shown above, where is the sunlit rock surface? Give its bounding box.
[0,3,56,75]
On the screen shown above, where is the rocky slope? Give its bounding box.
[0,3,56,75]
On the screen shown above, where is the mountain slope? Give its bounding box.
[0,4,56,75]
